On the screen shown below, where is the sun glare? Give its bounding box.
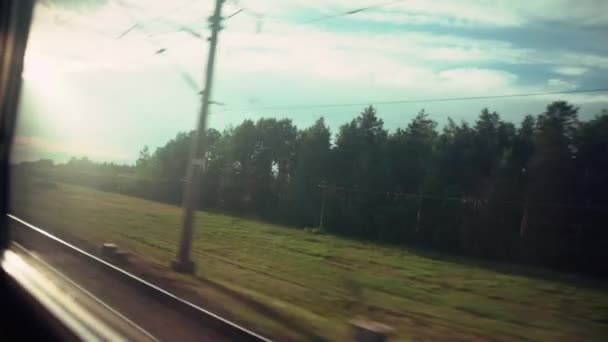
[20,51,98,154]
[22,52,57,83]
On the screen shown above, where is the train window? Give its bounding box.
[8,0,608,340]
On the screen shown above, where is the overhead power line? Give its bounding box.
[225,8,245,20]
[301,0,407,24]
[213,0,407,30]
[215,0,407,29]
[117,0,201,28]
[223,88,608,112]
[115,0,201,92]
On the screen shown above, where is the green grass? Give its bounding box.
[10,180,608,341]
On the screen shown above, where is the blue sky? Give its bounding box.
[13,0,608,163]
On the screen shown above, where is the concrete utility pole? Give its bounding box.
[171,0,225,273]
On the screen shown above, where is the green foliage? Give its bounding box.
[15,101,608,275]
[10,183,608,341]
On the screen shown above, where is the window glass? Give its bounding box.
[11,0,608,340]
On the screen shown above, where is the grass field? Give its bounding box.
[10,180,608,341]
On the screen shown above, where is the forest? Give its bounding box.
[15,100,608,276]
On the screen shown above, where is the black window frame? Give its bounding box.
[0,0,34,252]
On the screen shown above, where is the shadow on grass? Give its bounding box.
[192,274,328,342]
[405,245,608,293]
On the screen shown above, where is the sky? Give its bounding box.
[13,0,608,163]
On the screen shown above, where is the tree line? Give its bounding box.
[16,101,608,276]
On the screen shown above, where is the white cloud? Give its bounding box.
[20,0,608,121]
[553,66,588,76]
[214,19,530,93]
[26,0,608,81]
[24,0,212,75]
[269,0,608,27]
[14,0,608,164]
[439,68,517,89]
[22,0,608,118]
[426,47,487,62]
[355,0,520,27]
[562,53,608,69]
[546,78,577,90]
[519,0,608,26]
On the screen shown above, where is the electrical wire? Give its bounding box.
[221,88,608,113]
[60,2,608,114]
[225,8,245,20]
[118,0,201,28]
[301,0,408,24]
[115,0,201,92]
[224,0,407,30]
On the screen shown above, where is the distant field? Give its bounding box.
[10,180,608,341]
